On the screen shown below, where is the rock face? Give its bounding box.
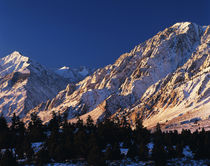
[55,66,94,83]
[0,51,69,118]
[25,22,210,130]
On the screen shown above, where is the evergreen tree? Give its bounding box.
[194,133,210,159]
[28,112,45,142]
[166,144,176,159]
[86,115,94,130]
[0,149,18,166]
[24,141,34,162]
[175,142,184,158]
[46,128,66,162]
[134,118,150,145]
[35,148,50,166]
[87,145,106,166]
[112,143,122,160]
[48,111,61,133]
[135,117,144,130]
[10,113,26,159]
[104,146,112,160]
[127,144,138,160]
[62,123,74,160]
[0,115,8,131]
[0,115,10,149]
[138,142,148,161]
[74,130,88,158]
[152,143,167,166]
[75,116,84,129]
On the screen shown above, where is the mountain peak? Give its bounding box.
[12,51,22,55]
[59,66,70,70]
[171,22,200,35]
[2,51,29,64]
[55,65,94,82]
[0,51,31,78]
[173,21,192,27]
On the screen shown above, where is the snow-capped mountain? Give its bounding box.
[25,22,210,130]
[0,51,69,118]
[55,66,94,82]
[116,25,210,130]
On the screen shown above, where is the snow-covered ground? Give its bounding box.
[24,141,210,166]
[42,159,210,166]
[31,142,43,153]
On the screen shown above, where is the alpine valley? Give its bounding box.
[1,22,209,131]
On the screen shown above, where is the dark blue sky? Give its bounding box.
[0,0,209,68]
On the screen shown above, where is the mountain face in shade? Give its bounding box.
[55,66,94,83]
[0,51,69,118]
[24,22,210,131]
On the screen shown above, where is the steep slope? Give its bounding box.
[25,22,209,129]
[0,51,69,118]
[114,25,209,130]
[55,66,94,82]
[138,25,210,130]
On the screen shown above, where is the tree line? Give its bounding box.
[0,112,209,166]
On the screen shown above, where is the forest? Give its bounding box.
[0,112,209,166]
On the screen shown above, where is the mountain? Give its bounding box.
[25,22,210,128]
[55,66,94,82]
[24,22,209,131]
[0,51,69,118]
[117,24,210,131]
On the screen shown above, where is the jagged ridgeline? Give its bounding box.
[0,52,93,119]
[0,52,69,118]
[0,22,209,131]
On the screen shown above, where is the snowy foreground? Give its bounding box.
[23,143,210,166]
[30,159,210,166]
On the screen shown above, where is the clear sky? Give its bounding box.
[0,0,209,69]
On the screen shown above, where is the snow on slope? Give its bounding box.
[24,22,209,131]
[0,51,69,118]
[116,25,210,130]
[55,66,94,82]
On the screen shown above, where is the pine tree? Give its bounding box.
[112,143,122,160]
[104,146,112,160]
[152,143,167,166]
[74,130,88,158]
[0,149,18,166]
[25,142,34,162]
[0,115,8,131]
[166,144,176,159]
[134,118,150,145]
[62,121,75,159]
[0,115,10,149]
[87,145,106,166]
[86,115,94,129]
[28,112,45,142]
[75,116,84,129]
[135,117,144,130]
[10,113,26,159]
[138,142,148,161]
[127,144,138,160]
[175,142,184,158]
[35,148,50,166]
[48,111,61,133]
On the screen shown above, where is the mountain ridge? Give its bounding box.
[55,65,94,83]
[0,51,70,118]
[0,22,209,131]
[23,22,210,131]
